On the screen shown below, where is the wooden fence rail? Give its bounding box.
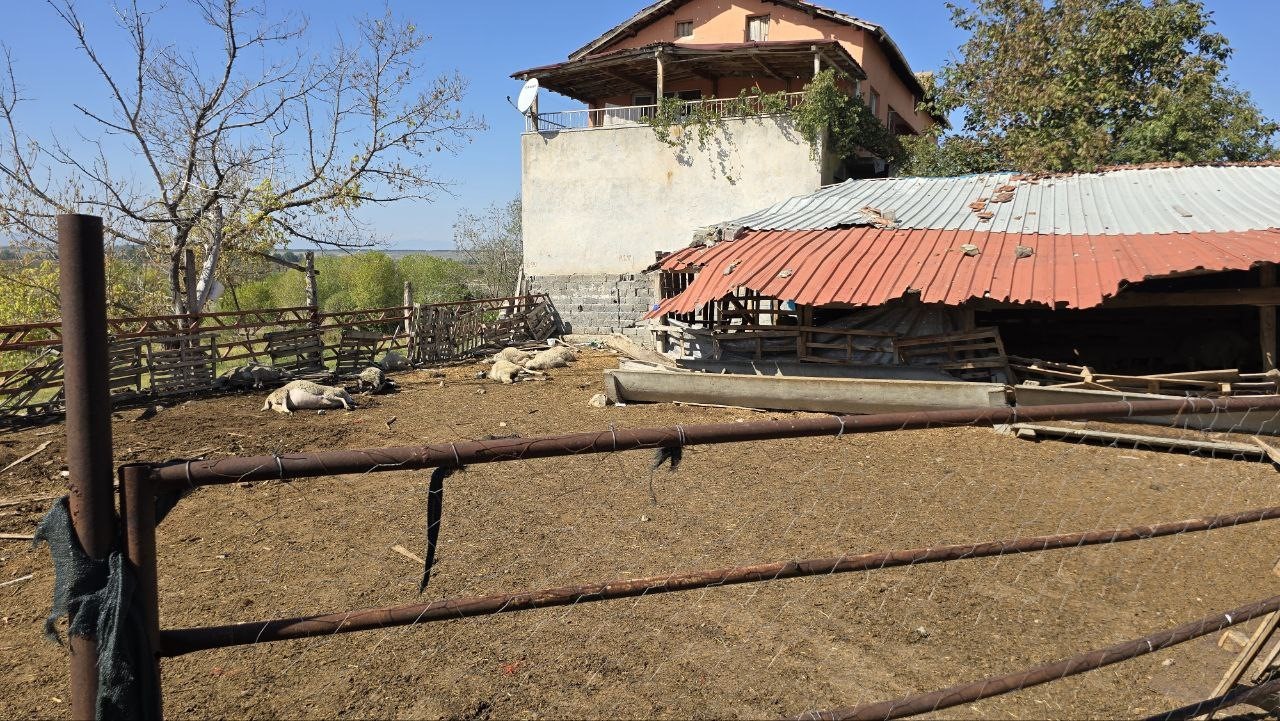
[0,294,555,426]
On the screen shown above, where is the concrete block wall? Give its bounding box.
[529,273,656,346]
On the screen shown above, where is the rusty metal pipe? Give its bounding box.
[800,593,1280,720]
[119,465,162,718]
[157,504,1280,657]
[57,214,115,720]
[148,395,1280,488]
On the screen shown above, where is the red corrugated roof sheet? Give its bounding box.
[649,228,1280,316]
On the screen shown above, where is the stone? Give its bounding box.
[588,393,610,408]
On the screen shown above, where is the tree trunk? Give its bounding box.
[169,247,184,316]
[194,205,224,312]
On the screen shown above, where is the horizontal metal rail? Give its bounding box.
[800,593,1280,720]
[525,93,807,133]
[157,504,1280,657]
[147,396,1280,488]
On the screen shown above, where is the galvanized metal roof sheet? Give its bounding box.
[650,227,1280,314]
[730,166,1280,235]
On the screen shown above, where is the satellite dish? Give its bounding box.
[516,78,540,114]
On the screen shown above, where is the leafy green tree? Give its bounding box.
[398,255,470,304]
[922,0,1278,174]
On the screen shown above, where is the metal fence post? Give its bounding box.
[119,464,162,718]
[57,214,115,720]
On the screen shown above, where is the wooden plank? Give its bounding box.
[1,440,52,473]
[1205,612,1280,719]
[1253,437,1280,465]
[1008,423,1266,459]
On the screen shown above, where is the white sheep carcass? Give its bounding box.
[487,358,546,384]
[523,345,576,371]
[379,351,410,371]
[215,361,292,390]
[262,380,357,414]
[493,347,532,365]
[355,366,387,394]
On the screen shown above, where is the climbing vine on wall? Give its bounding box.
[641,71,904,169]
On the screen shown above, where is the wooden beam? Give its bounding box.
[599,67,653,94]
[655,50,665,99]
[1101,287,1280,309]
[1262,265,1277,371]
[1008,423,1268,461]
[748,51,786,81]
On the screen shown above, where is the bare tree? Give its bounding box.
[0,0,484,313]
[453,198,522,299]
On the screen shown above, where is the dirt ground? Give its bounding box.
[1,350,1278,720]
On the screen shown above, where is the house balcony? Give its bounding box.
[523,91,808,133]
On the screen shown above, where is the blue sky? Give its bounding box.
[2,1,1277,250]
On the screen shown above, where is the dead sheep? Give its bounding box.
[548,344,577,362]
[262,380,356,414]
[379,351,410,371]
[494,347,532,365]
[356,366,387,394]
[487,358,545,384]
[523,346,576,371]
[215,361,291,390]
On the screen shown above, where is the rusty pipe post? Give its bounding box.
[57,214,115,720]
[119,464,161,718]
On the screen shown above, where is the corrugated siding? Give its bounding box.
[651,228,1280,315]
[730,167,1280,235]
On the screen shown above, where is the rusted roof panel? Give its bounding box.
[730,166,1280,235]
[650,228,1280,315]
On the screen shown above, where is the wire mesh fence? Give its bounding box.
[103,396,1280,719]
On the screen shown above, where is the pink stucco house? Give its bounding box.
[511,0,939,342]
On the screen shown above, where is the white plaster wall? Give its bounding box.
[521,115,825,275]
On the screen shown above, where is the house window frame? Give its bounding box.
[869,88,881,118]
[675,20,694,39]
[746,14,770,42]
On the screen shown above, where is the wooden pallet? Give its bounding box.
[334,330,384,376]
[148,336,217,397]
[265,327,327,378]
[107,338,148,402]
[895,327,1012,382]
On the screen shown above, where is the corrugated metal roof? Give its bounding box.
[730,166,1280,235]
[650,227,1280,315]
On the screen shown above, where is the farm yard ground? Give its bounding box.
[1,350,1278,720]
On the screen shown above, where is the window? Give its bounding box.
[676,20,693,38]
[634,94,655,119]
[747,15,770,42]
[868,88,880,118]
[887,108,915,136]
[664,90,703,101]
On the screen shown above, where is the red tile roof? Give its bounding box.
[649,227,1280,315]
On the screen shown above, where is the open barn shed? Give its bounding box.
[647,164,1280,392]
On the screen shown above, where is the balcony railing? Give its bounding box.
[524,92,807,133]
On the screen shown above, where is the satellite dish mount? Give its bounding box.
[517,78,540,130]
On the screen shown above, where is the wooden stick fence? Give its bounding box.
[0,293,555,425]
